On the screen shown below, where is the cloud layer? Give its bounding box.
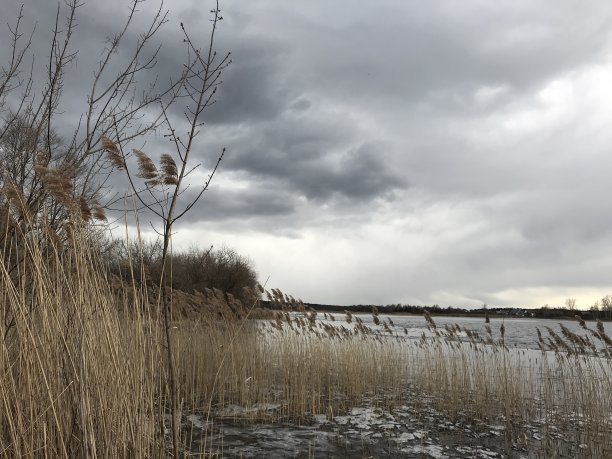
[3,0,612,308]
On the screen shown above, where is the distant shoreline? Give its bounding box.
[259,300,612,321]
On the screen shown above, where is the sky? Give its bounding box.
[3,1,612,309]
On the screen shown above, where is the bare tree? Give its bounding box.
[0,0,191,236]
[3,1,231,455]
[102,3,230,455]
[0,0,188,341]
[565,298,577,311]
[601,295,612,320]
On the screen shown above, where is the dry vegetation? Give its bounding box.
[0,216,611,457]
[0,222,162,457]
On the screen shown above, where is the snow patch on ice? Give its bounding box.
[217,403,281,417]
[401,444,448,458]
[186,414,205,429]
[456,446,501,457]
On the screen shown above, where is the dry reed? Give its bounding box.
[1,212,610,456]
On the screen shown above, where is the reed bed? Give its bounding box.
[0,226,166,458]
[176,305,610,455]
[1,221,610,456]
[176,320,407,422]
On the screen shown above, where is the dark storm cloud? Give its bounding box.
[204,37,290,124]
[0,0,191,139]
[291,142,408,201]
[104,180,297,228]
[180,186,296,223]
[220,118,408,202]
[149,26,290,126]
[7,0,608,212]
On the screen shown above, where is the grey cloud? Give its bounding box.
[259,1,612,114]
[183,186,296,222]
[222,117,408,202]
[291,142,408,200]
[205,37,290,124]
[413,188,612,300]
[106,183,296,226]
[290,99,312,112]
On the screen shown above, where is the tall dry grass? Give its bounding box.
[184,304,610,455]
[0,217,413,457]
[0,222,167,457]
[176,317,407,424]
[0,213,610,457]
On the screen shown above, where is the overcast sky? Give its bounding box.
[4,0,612,309]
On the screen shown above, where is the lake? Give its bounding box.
[314,312,612,351]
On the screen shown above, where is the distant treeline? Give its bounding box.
[259,301,612,321]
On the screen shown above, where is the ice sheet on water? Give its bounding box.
[455,446,501,457]
[184,391,606,457]
[395,430,426,443]
[401,444,448,458]
[186,414,206,429]
[333,406,401,431]
[217,403,281,417]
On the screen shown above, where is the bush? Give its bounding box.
[110,240,258,305]
[169,246,259,304]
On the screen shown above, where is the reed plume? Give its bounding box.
[101,135,125,170]
[160,153,179,185]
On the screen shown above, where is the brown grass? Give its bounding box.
[0,225,166,457]
[0,219,610,457]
